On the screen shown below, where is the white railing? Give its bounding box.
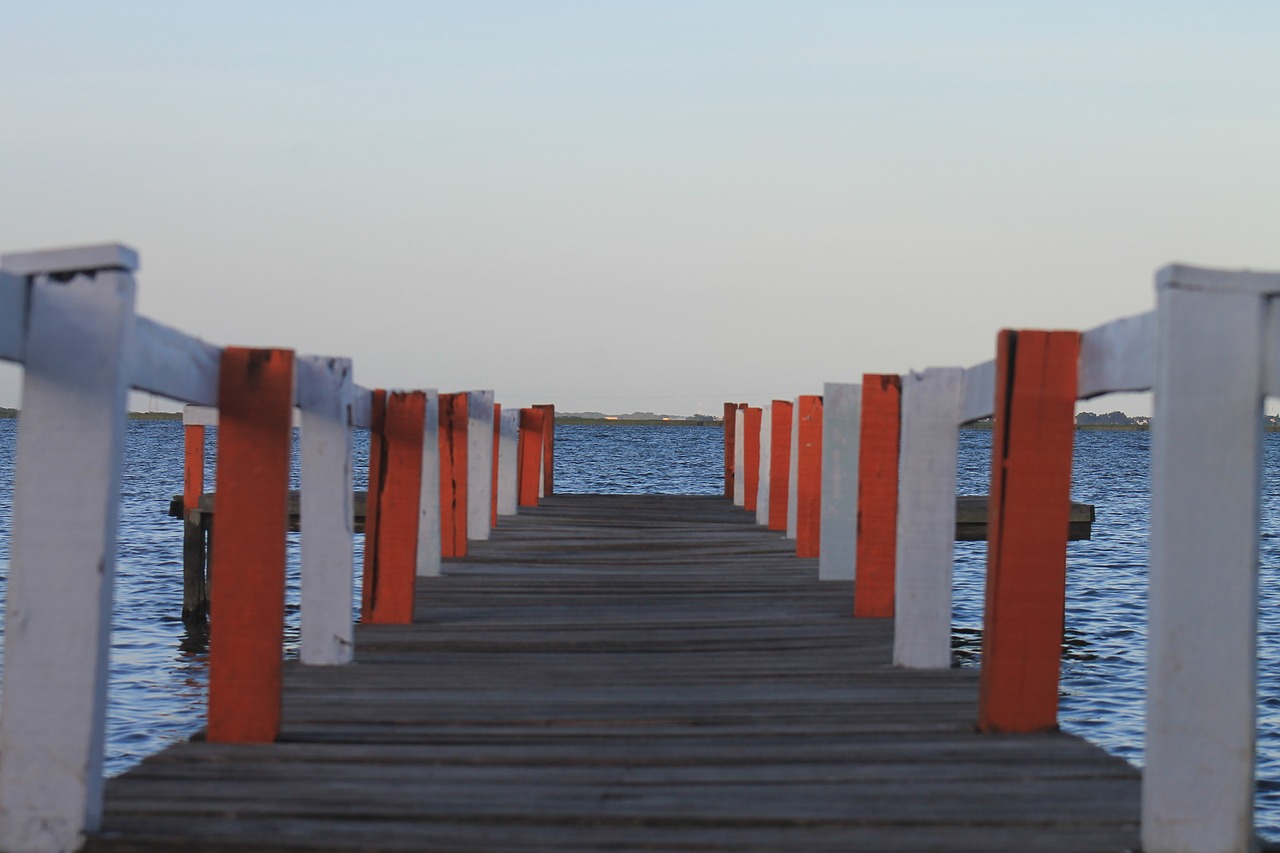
[803,263,1279,852]
[0,243,526,852]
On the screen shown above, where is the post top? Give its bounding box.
[1158,263,1280,296]
[0,243,139,277]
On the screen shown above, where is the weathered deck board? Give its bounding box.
[88,494,1140,852]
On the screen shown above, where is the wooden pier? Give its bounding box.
[87,495,1139,852]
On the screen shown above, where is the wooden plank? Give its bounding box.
[415,390,441,578]
[91,494,1141,853]
[534,403,555,496]
[754,402,772,526]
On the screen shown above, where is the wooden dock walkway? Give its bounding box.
[87,495,1140,852]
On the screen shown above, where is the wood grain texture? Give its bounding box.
[978,330,1080,733]
[208,347,294,744]
[854,375,901,617]
[794,395,823,557]
[88,495,1140,852]
[767,401,792,531]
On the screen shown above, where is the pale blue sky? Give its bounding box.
[2,2,1277,414]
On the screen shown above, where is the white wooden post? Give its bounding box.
[733,408,746,506]
[0,246,138,853]
[296,356,356,666]
[786,397,800,538]
[497,408,520,516]
[416,390,442,576]
[755,402,772,526]
[1144,265,1280,852]
[466,390,494,540]
[892,368,964,669]
[818,383,860,580]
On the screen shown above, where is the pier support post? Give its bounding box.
[208,347,295,744]
[818,383,860,580]
[976,330,1079,733]
[439,393,469,556]
[1143,265,1279,852]
[416,390,441,577]
[297,357,356,664]
[893,368,964,668]
[491,403,501,526]
[518,407,545,507]
[723,402,738,497]
[534,403,555,496]
[854,375,902,617]
[767,401,793,531]
[733,408,747,506]
[467,391,495,540]
[497,408,520,516]
[794,395,823,558]
[182,415,209,624]
[362,390,428,623]
[755,403,772,526]
[0,254,136,852]
[741,407,762,514]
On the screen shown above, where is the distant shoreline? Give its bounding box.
[0,408,182,421]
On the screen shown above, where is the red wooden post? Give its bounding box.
[854,375,901,618]
[723,402,737,497]
[207,347,294,744]
[492,403,501,527]
[767,401,793,531]
[360,391,387,621]
[977,330,1080,733]
[183,423,204,514]
[363,391,426,625]
[518,408,544,507]
[439,393,469,558]
[721,399,747,499]
[742,407,762,513]
[795,394,823,558]
[534,403,555,496]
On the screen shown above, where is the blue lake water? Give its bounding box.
[0,420,1278,837]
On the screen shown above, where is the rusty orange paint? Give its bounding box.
[207,347,294,744]
[977,329,1080,734]
[854,375,901,618]
[183,423,204,515]
[360,390,388,622]
[492,403,501,527]
[518,408,545,507]
[365,391,427,625]
[723,402,748,497]
[794,395,823,558]
[742,407,762,513]
[767,401,793,531]
[534,403,555,495]
[439,393,469,558]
